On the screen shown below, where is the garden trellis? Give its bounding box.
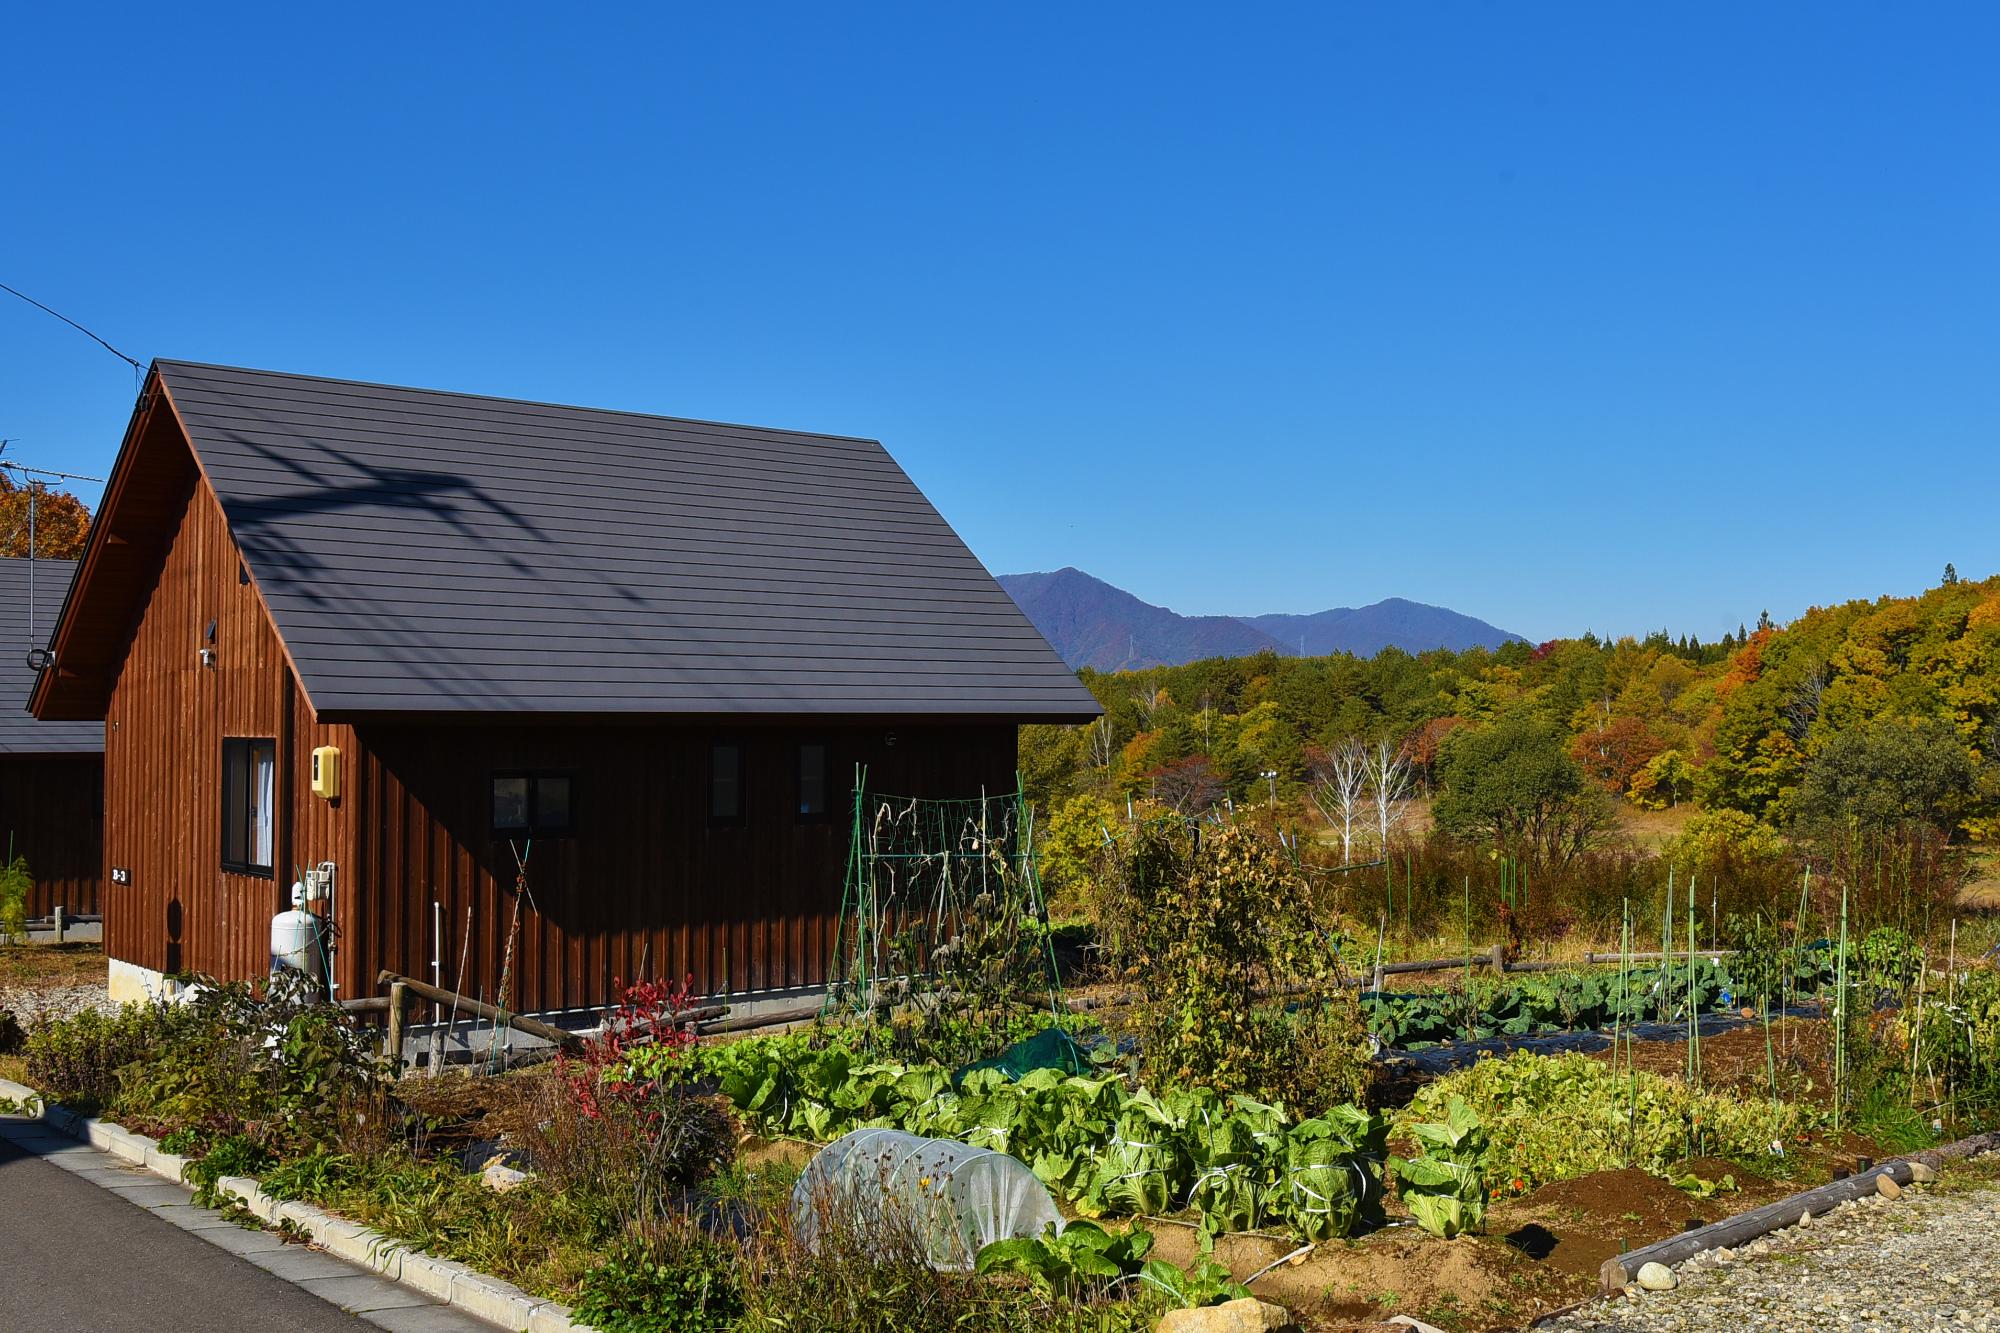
[825,767,1063,1024]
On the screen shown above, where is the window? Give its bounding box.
[797,743,828,819]
[710,743,743,823]
[222,738,276,875]
[491,772,575,837]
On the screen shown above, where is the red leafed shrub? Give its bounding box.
[560,977,699,1123]
[524,978,734,1228]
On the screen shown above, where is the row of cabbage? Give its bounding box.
[1363,952,1828,1048]
[640,1035,1464,1241]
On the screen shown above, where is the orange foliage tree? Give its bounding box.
[0,476,91,558]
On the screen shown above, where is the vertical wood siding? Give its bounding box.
[0,754,103,917]
[334,722,1018,1012]
[103,478,295,981]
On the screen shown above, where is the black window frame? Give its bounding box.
[709,742,746,826]
[795,740,831,822]
[491,770,577,838]
[221,736,277,877]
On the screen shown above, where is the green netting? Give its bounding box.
[825,767,1063,1028]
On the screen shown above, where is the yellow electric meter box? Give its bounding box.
[310,745,341,800]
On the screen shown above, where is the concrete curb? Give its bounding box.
[0,1076,591,1332]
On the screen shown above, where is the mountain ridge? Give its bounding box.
[997,568,1521,671]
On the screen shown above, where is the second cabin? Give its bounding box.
[31,361,1098,1011]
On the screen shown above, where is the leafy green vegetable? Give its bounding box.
[673,1029,1388,1243]
[974,1221,1153,1295]
[1389,1096,1488,1238]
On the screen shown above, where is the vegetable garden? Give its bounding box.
[1,810,1995,1332]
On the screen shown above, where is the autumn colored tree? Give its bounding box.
[1567,714,1664,792]
[1144,754,1227,813]
[0,476,91,558]
[1403,716,1464,793]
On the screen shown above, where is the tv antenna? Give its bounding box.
[1,443,104,671]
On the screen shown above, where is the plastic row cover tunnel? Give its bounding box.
[792,1128,1064,1271]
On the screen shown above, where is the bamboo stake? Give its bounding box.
[1909,939,1927,1109]
[1947,917,1958,1125]
[1618,898,1635,1163]
[1687,876,1702,1095]
[1833,879,1850,1134]
[1660,866,1675,1024]
[1462,875,1473,1044]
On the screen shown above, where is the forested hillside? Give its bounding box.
[1024,570,2000,870]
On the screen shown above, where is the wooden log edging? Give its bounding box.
[0,1075,593,1333]
[1599,1130,2000,1293]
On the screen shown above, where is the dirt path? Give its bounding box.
[1539,1175,2000,1332]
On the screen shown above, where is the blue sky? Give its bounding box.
[3,5,1994,643]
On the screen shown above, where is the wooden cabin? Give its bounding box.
[31,362,1097,1009]
[1,556,104,920]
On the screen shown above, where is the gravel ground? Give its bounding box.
[1541,1173,2000,1332]
[0,980,114,1024]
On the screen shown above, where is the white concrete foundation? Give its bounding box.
[106,956,182,1006]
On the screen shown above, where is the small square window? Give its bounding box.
[491,772,574,837]
[711,744,743,823]
[492,776,531,832]
[798,743,828,819]
[537,775,572,830]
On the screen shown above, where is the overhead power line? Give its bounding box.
[0,280,144,374]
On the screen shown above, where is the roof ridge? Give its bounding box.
[152,359,883,447]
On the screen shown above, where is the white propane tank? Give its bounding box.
[271,882,325,987]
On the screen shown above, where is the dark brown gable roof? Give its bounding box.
[1,558,102,753]
[151,360,1099,720]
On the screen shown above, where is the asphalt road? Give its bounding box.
[0,1127,486,1332]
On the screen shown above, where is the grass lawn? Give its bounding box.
[0,943,104,994]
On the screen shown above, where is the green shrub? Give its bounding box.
[574,1231,743,1333]
[186,1133,276,1207]
[0,847,30,945]
[1106,821,1356,1101]
[24,1003,186,1112]
[113,975,383,1151]
[1403,1051,1817,1191]
[1900,963,2000,1131]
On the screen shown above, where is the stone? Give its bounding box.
[1155,1298,1298,1333]
[1876,1174,1903,1200]
[1714,1248,1735,1265]
[480,1155,529,1192]
[1636,1262,1678,1291]
[1908,1161,1939,1183]
[1386,1318,1450,1333]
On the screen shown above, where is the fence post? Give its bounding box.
[386,981,407,1069]
[53,906,66,944]
[1490,942,1507,974]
